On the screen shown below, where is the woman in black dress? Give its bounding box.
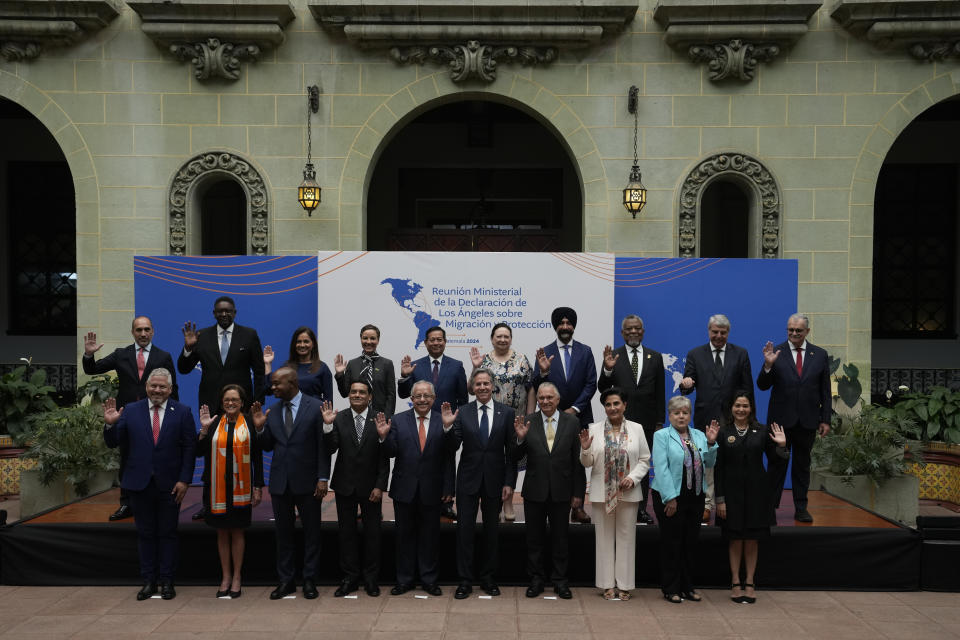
[197,384,264,598]
[714,391,787,604]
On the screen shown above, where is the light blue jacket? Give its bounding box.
[650,426,717,503]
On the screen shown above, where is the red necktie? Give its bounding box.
[796,347,803,377]
[418,415,427,452]
[152,405,161,444]
[137,347,146,380]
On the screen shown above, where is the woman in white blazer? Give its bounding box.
[579,387,650,600]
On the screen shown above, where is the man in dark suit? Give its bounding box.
[378,381,456,594]
[397,325,465,520]
[512,382,585,599]
[252,367,330,600]
[334,324,396,417]
[443,368,517,599]
[758,313,832,523]
[532,307,597,525]
[679,313,754,521]
[321,379,389,597]
[597,314,665,524]
[103,368,196,601]
[177,295,266,413]
[83,316,178,521]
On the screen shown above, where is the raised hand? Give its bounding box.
[440,401,458,428]
[579,428,593,450]
[705,419,720,444]
[83,331,103,357]
[535,347,554,373]
[602,344,619,370]
[320,400,337,425]
[103,397,123,425]
[182,321,199,350]
[250,401,268,430]
[263,345,274,366]
[769,422,787,447]
[333,353,346,374]
[469,346,483,369]
[375,412,391,439]
[400,354,414,377]
[198,404,218,434]
[514,415,530,441]
[762,341,781,368]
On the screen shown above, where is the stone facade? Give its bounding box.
[0,0,958,379]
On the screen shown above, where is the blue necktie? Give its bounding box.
[220,330,230,364]
[562,344,571,379]
[479,404,489,445]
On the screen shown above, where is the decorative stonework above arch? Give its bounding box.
[168,152,269,255]
[678,153,781,259]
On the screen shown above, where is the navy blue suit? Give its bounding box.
[103,398,196,583]
[681,342,754,429]
[758,340,832,511]
[397,355,468,411]
[257,393,331,584]
[450,400,517,584]
[383,408,456,586]
[531,340,597,427]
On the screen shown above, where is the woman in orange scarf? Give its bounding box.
[198,384,263,598]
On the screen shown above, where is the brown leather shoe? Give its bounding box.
[571,507,591,524]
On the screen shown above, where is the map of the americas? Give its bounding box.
[380,278,442,349]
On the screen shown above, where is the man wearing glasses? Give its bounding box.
[758,313,832,523]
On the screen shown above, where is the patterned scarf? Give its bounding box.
[680,434,703,494]
[210,413,252,515]
[603,420,630,515]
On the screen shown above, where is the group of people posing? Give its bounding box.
[86,296,831,606]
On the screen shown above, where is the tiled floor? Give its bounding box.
[0,585,958,639]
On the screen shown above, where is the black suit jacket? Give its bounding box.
[257,394,331,495]
[324,408,389,498]
[335,356,397,418]
[597,344,665,442]
[177,323,265,412]
[681,342,754,429]
[450,400,517,497]
[83,344,178,408]
[757,341,832,430]
[512,411,585,503]
[383,409,456,504]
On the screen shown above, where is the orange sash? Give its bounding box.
[210,413,252,515]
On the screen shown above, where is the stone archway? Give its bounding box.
[677,152,782,259]
[168,151,270,255]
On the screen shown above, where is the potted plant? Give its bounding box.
[0,360,57,496]
[811,405,918,525]
[14,375,120,518]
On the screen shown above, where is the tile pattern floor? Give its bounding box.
[1,585,959,639]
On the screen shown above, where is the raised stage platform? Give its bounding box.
[0,488,948,590]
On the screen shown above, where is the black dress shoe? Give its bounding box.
[390,584,414,595]
[229,589,241,599]
[555,584,572,599]
[481,583,500,596]
[525,582,544,598]
[136,582,157,601]
[216,589,230,598]
[795,509,814,523]
[270,582,296,600]
[160,582,176,600]
[192,507,205,521]
[109,505,133,521]
[334,581,358,597]
[303,579,319,599]
[637,510,654,525]
[441,503,458,520]
[454,583,472,599]
[423,583,442,596]
[365,583,380,597]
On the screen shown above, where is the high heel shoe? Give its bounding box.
[730,583,744,603]
[229,589,242,599]
[216,589,230,598]
[742,583,756,604]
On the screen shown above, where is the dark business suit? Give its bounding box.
[531,340,597,427]
[103,398,196,583]
[335,356,397,417]
[598,344,665,512]
[757,340,832,510]
[257,393,330,584]
[84,343,179,509]
[450,400,517,584]
[398,355,468,411]
[325,408,389,586]
[383,408,456,586]
[512,411,585,586]
[681,342,754,429]
[177,323,265,413]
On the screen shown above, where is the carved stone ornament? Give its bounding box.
[678,153,781,259]
[689,39,781,81]
[909,41,960,61]
[169,153,269,256]
[830,0,960,60]
[390,40,557,83]
[0,0,121,61]
[170,38,260,81]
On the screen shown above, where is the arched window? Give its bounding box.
[698,179,750,258]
